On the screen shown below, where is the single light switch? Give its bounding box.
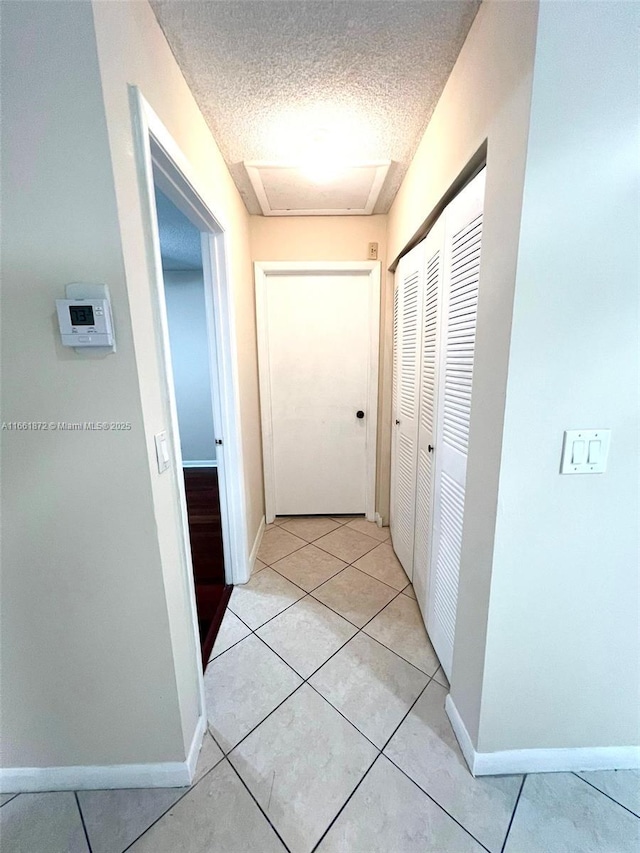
[561,429,611,474]
[155,430,171,473]
[571,440,586,464]
[588,440,601,465]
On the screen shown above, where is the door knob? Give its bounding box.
[428,444,434,452]
[356,410,365,419]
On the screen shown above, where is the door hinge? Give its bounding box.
[215,439,223,446]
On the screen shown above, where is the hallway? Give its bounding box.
[2,518,638,852]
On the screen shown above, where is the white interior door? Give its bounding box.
[390,242,425,579]
[256,264,379,520]
[428,168,486,679]
[412,217,444,614]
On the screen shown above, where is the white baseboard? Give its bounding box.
[248,515,265,579]
[374,512,384,528]
[0,714,207,793]
[445,694,478,774]
[185,713,207,783]
[445,695,640,777]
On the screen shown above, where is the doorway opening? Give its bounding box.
[153,187,227,663]
[131,88,250,682]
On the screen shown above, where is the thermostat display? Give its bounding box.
[69,305,95,326]
[56,297,114,348]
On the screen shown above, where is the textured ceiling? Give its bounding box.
[155,187,203,270]
[150,0,481,215]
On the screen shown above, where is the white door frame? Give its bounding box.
[255,261,380,524]
[130,90,250,683]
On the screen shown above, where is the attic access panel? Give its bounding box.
[244,161,391,216]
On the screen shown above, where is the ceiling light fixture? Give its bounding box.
[299,158,346,185]
[297,127,349,184]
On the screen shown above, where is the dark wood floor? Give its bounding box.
[183,466,231,667]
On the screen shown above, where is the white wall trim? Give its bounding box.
[182,460,217,468]
[445,695,640,777]
[254,261,380,523]
[0,715,206,793]
[248,515,266,577]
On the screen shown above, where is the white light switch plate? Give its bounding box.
[155,431,171,473]
[560,429,611,474]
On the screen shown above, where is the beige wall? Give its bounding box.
[1,0,265,773]
[250,216,394,522]
[1,0,185,768]
[250,215,387,264]
[92,0,266,756]
[387,0,539,744]
[478,0,640,752]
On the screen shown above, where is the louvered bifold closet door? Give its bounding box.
[412,217,444,616]
[390,242,425,578]
[428,168,486,680]
[390,281,401,549]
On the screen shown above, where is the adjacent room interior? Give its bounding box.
[154,186,229,663]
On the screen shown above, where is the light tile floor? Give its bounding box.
[2,516,639,852]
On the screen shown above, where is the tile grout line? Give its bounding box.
[0,794,18,808]
[220,679,307,758]
[571,772,640,820]
[379,678,433,753]
[224,575,441,685]
[119,753,228,853]
[258,518,379,573]
[310,675,448,852]
[224,577,412,684]
[222,540,409,662]
[245,566,440,690]
[220,661,442,848]
[382,752,494,853]
[225,758,294,853]
[359,627,439,679]
[168,523,398,665]
[74,791,93,853]
[212,590,416,763]
[304,681,382,753]
[211,523,486,847]
[260,521,387,573]
[258,522,395,582]
[213,556,441,747]
[500,774,527,853]
[209,545,448,805]
[309,752,381,853]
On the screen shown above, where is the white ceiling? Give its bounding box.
[150,0,481,215]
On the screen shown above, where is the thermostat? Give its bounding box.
[56,283,115,351]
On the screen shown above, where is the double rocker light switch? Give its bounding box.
[560,429,611,474]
